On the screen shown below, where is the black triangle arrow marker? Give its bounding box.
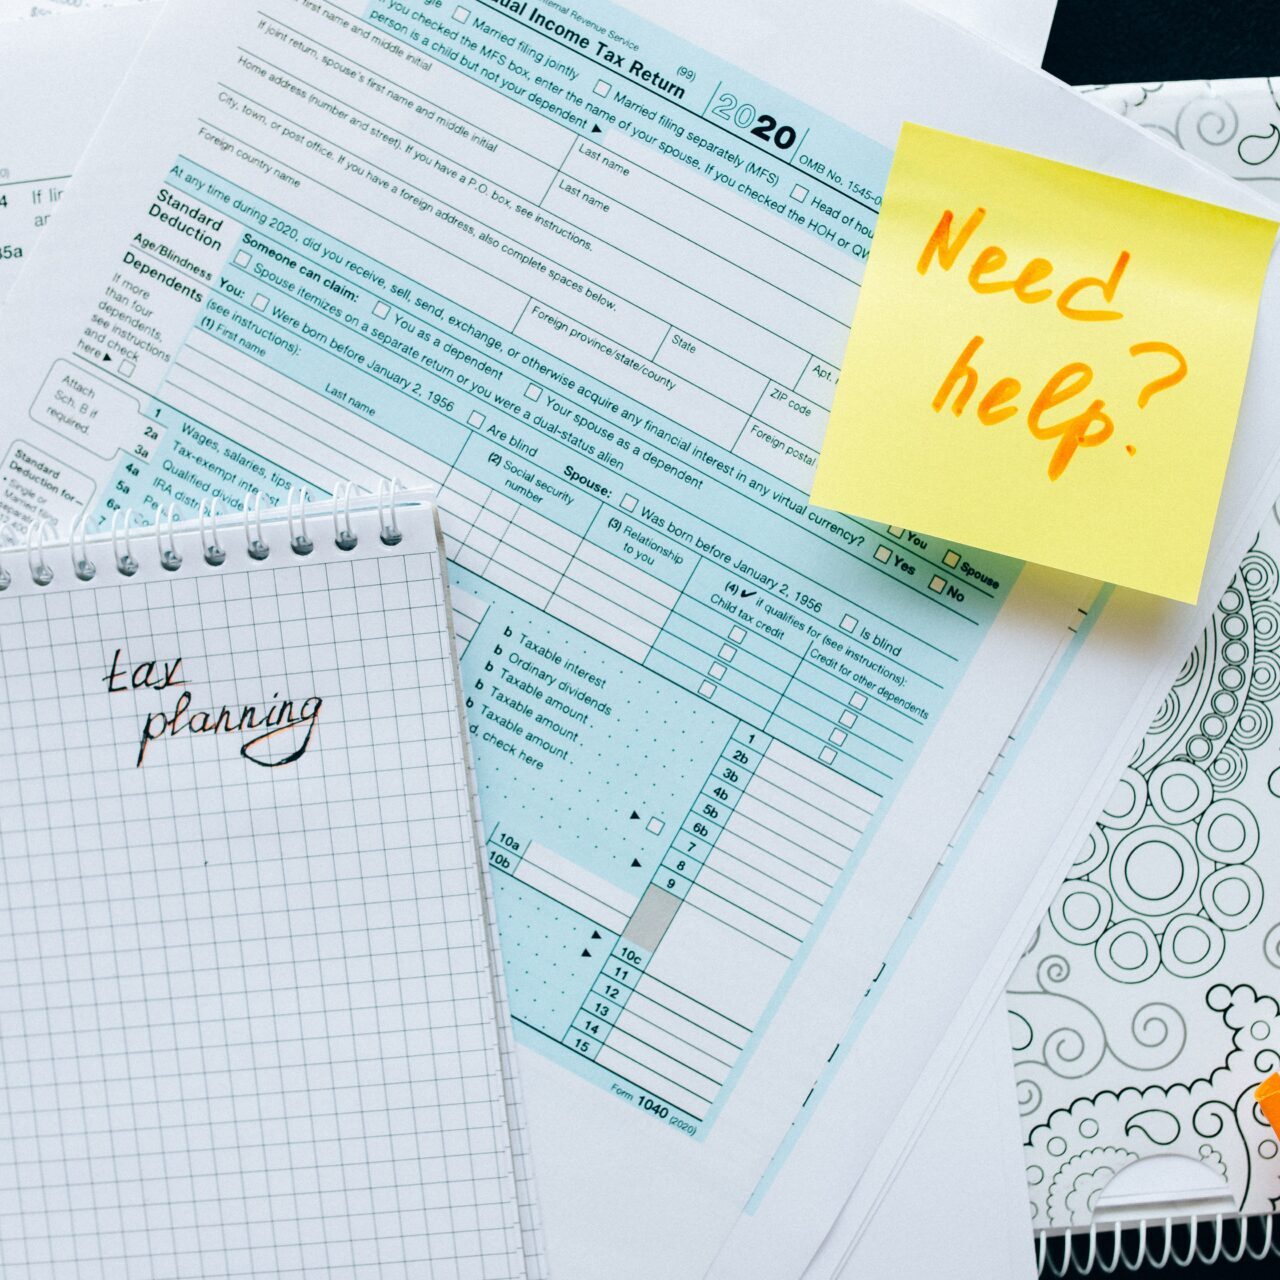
[103,353,111,362]
[581,948,591,957]
[631,859,642,868]
[591,930,601,939]
[629,811,639,820]
[592,124,602,133]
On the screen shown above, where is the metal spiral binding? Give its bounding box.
[0,479,407,588]
[1036,1213,1280,1274]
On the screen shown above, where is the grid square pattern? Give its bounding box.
[0,505,526,1278]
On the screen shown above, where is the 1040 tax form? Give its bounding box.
[1,1,1278,1276]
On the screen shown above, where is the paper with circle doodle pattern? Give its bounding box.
[1011,78,1280,1230]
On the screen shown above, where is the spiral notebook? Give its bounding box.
[1010,78,1280,1276]
[0,489,534,1278]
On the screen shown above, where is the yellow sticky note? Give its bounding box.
[811,123,1277,603]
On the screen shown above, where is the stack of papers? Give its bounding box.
[3,4,1279,1279]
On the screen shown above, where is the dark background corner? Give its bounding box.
[1043,0,1280,85]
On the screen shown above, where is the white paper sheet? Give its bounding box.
[0,0,146,20]
[0,4,158,303]
[0,4,1057,1277]
[0,2,1268,1278]
[917,0,1058,62]
[836,1009,1035,1279]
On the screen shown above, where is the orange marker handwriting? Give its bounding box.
[921,206,1186,478]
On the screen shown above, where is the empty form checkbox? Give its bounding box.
[252,294,268,311]
[874,545,891,563]
[791,183,809,202]
[709,662,726,680]
[233,250,251,268]
[453,4,470,19]
[840,614,855,632]
[729,625,745,644]
[525,383,542,401]
[646,817,664,835]
[594,79,611,96]
[820,746,837,764]
[621,494,638,512]
[698,680,716,698]
[929,575,945,593]
[888,526,904,537]
[850,692,867,709]
[839,710,857,727]
[719,644,736,661]
[373,301,390,319]
[468,411,486,428]
[943,549,960,568]
[829,729,846,746]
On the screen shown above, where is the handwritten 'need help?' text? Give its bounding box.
[920,207,1187,479]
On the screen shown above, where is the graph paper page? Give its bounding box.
[0,500,527,1279]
